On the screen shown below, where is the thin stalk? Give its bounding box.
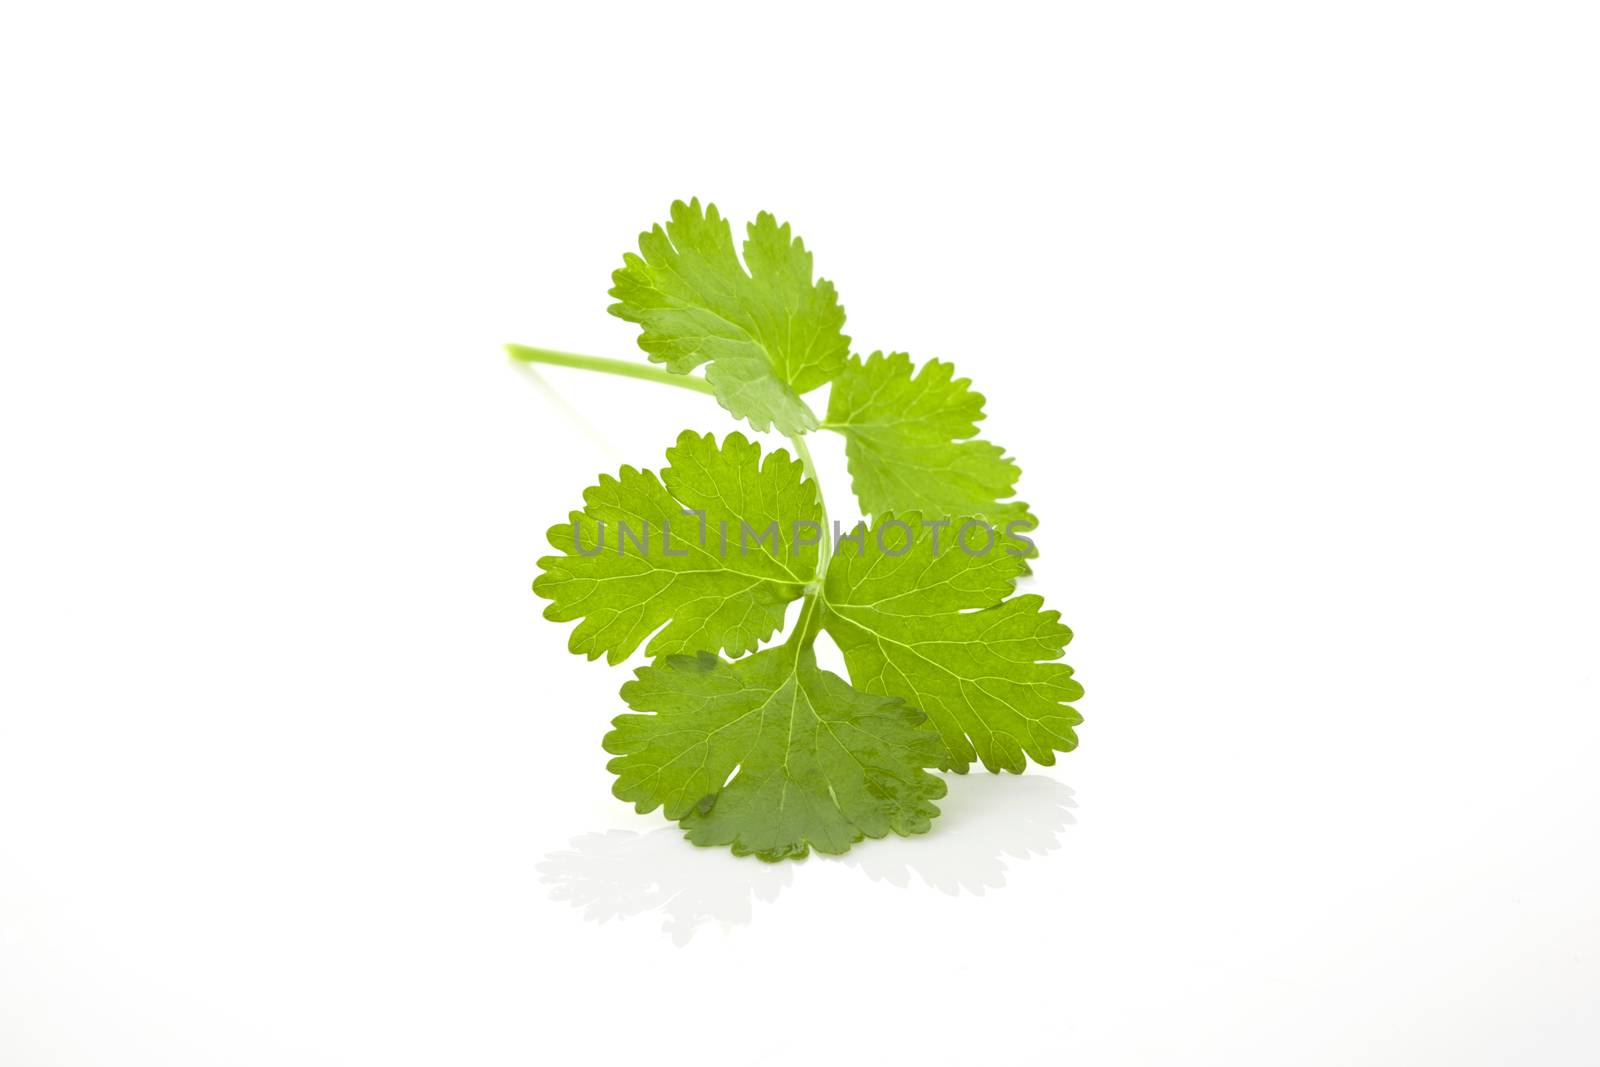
[505,344,716,395]
[783,433,833,656]
[786,432,831,583]
[783,591,827,657]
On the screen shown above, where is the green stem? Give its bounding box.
[505,344,716,396]
[783,433,832,655]
[783,588,827,657]
[786,433,831,583]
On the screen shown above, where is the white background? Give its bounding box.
[3,2,1597,1064]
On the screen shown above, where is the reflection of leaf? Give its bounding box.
[843,774,1077,895]
[537,776,1078,942]
[538,829,791,945]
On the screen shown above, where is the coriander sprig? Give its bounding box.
[513,200,1082,861]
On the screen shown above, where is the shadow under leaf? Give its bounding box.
[538,774,1076,943]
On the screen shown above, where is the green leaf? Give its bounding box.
[822,515,1083,773]
[520,200,1090,856]
[534,431,820,665]
[825,352,1035,531]
[607,641,948,861]
[608,199,848,435]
